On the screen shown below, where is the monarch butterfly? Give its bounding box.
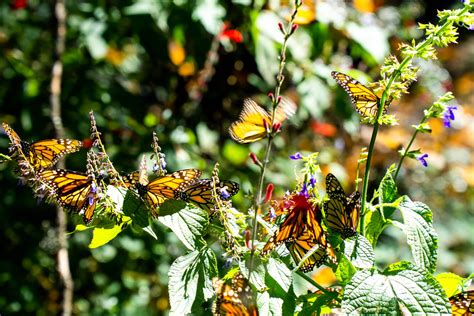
[213,273,258,316]
[175,179,239,212]
[261,194,325,256]
[130,169,202,215]
[331,71,390,119]
[286,229,337,272]
[229,97,296,143]
[38,169,98,223]
[450,290,474,316]
[2,122,83,170]
[324,173,361,239]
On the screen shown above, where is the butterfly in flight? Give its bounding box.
[324,173,361,239]
[124,169,202,216]
[38,169,98,223]
[262,193,326,256]
[2,122,83,170]
[449,290,474,316]
[213,272,258,316]
[175,179,239,213]
[331,71,391,119]
[229,97,296,143]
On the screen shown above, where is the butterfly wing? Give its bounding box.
[213,273,258,316]
[29,139,83,169]
[331,71,382,118]
[178,179,239,212]
[142,169,202,211]
[450,290,474,316]
[39,169,96,223]
[345,191,361,238]
[2,122,22,148]
[229,98,271,143]
[273,97,297,125]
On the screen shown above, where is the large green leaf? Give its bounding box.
[159,206,208,251]
[122,191,149,228]
[257,291,284,316]
[266,257,293,293]
[89,223,126,249]
[364,209,388,247]
[342,263,450,314]
[335,254,356,285]
[396,196,438,273]
[343,234,375,269]
[168,248,218,315]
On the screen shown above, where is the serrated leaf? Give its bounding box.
[343,265,450,314]
[435,272,465,297]
[159,206,208,250]
[335,254,356,285]
[377,164,398,219]
[168,248,218,315]
[398,196,438,273]
[343,234,375,269]
[159,199,187,216]
[257,292,284,316]
[239,260,266,291]
[364,209,388,247]
[122,191,149,228]
[89,224,125,248]
[267,258,293,292]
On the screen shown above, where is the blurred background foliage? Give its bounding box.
[0,0,472,314]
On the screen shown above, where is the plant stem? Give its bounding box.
[247,1,301,279]
[295,270,329,294]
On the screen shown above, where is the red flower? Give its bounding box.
[219,25,243,43]
[11,0,27,10]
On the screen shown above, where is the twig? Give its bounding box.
[50,0,73,315]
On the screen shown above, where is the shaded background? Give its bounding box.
[0,0,472,314]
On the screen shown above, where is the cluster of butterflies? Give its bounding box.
[261,173,360,272]
[2,123,239,223]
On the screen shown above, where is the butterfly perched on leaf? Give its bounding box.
[213,272,258,316]
[450,290,474,316]
[331,71,391,119]
[175,179,239,213]
[126,169,202,216]
[2,122,83,170]
[229,97,296,143]
[262,193,325,256]
[286,229,337,272]
[38,169,98,223]
[324,173,361,239]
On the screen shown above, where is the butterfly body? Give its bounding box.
[331,71,390,119]
[38,169,98,223]
[324,174,361,239]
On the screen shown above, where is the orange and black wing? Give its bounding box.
[450,290,474,316]
[331,71,385,118]
[39,169,97,223]
[213,273,258,316]
[177,179,239,212]
[28,139,83,169]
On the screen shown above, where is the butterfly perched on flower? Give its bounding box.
[450,290,474,316]
[2,122,83,170]
[124,169,202,216]
[38,169,98,223]
[324,173,361,239]
[213,272,258,316]
[262,193,326,256]
[229,97,296,143]
[175,179,239,213]
[286,229,337,272]
[331,71,391,119]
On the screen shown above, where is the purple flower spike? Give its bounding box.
[300,182,309,197]
[269,207,277,221]
[290,152,302,160]
[309,176,317,188]
[221,188,231,199]
[442,105,458,128]
[90,182,97,193]
[223,257,233,269]
[417,153,429,168]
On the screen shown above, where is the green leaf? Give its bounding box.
[239,260,266,291]
[122,191,150,228]
[257,291,284,316]
[168,248,218,315]
[159,206,208,250]
[222,141,250,165]
[266,258,293,293]
[335,254,356,285]
[343,234,375,269]
[89,224,125,249]
[397,196,438,273]
[378,165,398,205]
[364,209,388,247]
[435,272,465,297]
[159,199,187,216]
[343,264,450,314]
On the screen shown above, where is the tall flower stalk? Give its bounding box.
[247,0,302,277]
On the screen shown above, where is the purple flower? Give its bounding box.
[221,188,231,199]
[160,158,167,169]
[442,106,458,128]
[90,181,97,193]
[289,152,302,160]
[309,176,317,188]
[300,182,309,197]
[417,153,429,168]
[269,207,277,221]
[469,25,474,31]
[223,257,233,269]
